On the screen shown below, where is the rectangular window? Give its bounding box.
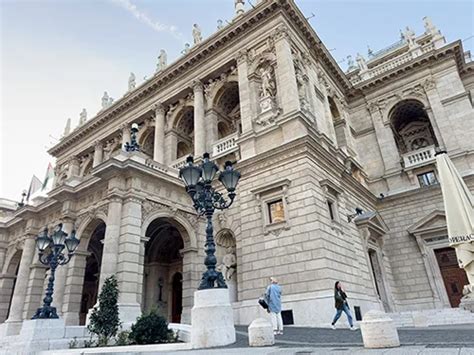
[327,200,335,221]
[268,199,285,224]
[417,171,437,187]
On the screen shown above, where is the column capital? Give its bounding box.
[119,122,130,131]
[154,102,166,115]
[271,24,290,42]
[94,140,103,148]
[192,80,204,93]
[236,49,249,65]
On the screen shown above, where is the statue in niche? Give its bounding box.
[404,26,416,47]
[259,66,276,98]
[103,139,117,160]
[218,247,237,281]
[156,49,167,72]
[356,53,367,71]
[128,72,136,91]
[192,24,202,45]
[217,212,228,229]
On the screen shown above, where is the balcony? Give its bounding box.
[402,145,436,169]
[212,132,239,159]
[171,156,188,170]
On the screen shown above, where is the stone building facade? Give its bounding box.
[1,0,473,334]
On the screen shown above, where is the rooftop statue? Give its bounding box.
[79,108,87,125]
[217,19,224,30]
[156,49,167,72]
[63,118,71,136]
[423,16,439,36]
[128,72,136,91]
[192,24,202,45]
[101,92,110,109]
[234,0,245,17]
[346,55,356,72]
[356,53,367,71]
[404,26,416,48]
[181,43,191,55]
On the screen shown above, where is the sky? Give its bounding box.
[1,0,473,202]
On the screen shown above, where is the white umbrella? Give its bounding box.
[435,152,474,300]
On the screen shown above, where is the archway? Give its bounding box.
[78,220,105,325]
[389,99,438,154]
[174,107,194,159]
[214,83,241,138]
[0,249,22,322]
[143,218,184,322]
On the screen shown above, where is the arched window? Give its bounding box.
[389,99,438,154]
[174,107,194,159]
[214,83,240,139]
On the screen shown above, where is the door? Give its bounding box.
[171,272,182,323]
[435,247,469,307]
[368,249,391,311]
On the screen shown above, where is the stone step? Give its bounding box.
[388,308,474,328]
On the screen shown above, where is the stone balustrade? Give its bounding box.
[171,156,188,170]
[212,132,239,159]
[402,145,436,169]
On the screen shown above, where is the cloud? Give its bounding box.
[110,0,183,40]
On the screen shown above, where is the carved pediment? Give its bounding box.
[408,210,446,236]
[354,211,389,237]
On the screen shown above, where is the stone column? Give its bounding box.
[236,50,254,134]
[181,247,200,324]
[51,219,74,316]
[121,123,131,151]
[0,274,16,323]
[369,103,401,174]
[273,25,300,114]
[153,103,166,164]
[93,141,104,167]
[3,235,36,335]
[61,250,89,325]
[99,196,123,290]
[164,131,178,165]
[67,156,80,178]
[116,197,143,324]
[193,81,206,157]
[205,109,218,154]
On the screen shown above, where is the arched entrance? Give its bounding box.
[79,220,105,325]
[0,250,22,322]
[143,218,184,323]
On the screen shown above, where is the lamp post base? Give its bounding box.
[32,306,59,320]
[191,288,236,348]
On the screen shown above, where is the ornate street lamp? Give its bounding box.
[32,223,80,319]
[179,153,240,290]
[124,123,140,152]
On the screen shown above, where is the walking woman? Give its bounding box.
[265,277,283,335]
[331,281,356,330]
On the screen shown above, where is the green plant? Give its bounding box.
[115,330,132,346]
[87,275,120,346]
[83,336,96,348]
[68,337,78,349]
[129,308,174,345]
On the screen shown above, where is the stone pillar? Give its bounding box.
[153,103,166,164]
[23,256,47,319]
[205,109,218,154]
[3,235,36,335]
[236,51,254,134]
[98,196,123,290]
[273,25,300,115]
[93,141,104,167]
[61,250,88,326]
[121,123,131,151]
[164,131,178,165]
[116,197,143,324]
[0,240,7,270]
[423,81,459,153]
[0,274,16,323]
[193,80,206,157]
[51,219,74,316]
[369,104,401,174]
[67,156,80,179]
[181,247,200,324]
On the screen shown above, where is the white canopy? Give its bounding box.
[435,152,473,294]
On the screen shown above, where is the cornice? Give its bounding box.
[48,0,354,157]
[349,41,465,96]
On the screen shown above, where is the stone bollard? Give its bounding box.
[359,310,400,349]
[248,318,274,347]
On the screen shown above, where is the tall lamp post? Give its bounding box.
[124,123,140,152]
[179,153,240,290]
[32,223,80,319]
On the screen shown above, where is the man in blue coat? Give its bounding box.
[265,277,283,335]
